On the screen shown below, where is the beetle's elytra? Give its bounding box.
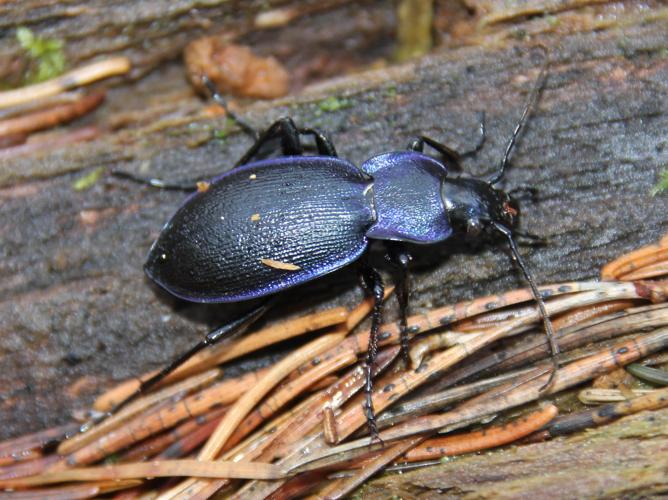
[110,53,557,440]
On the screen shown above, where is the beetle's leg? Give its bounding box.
[514,230,549,246]
[235,117,304,166]
[385,242,412,366]
[79,301,272,433]
[111,118,303,190]
[461,111,487,157]
[202,75,260,142]
[408,112,486,165]
[110,170,201,191]
[360,265,385,443]
[297,127,338,157]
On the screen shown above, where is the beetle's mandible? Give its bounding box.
[109,50,558,440]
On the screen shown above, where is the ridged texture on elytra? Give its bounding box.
[362,151,452,243]
[145,157,375,302]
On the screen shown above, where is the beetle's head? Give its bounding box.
[441,177,518,239]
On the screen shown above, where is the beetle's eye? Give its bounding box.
[466,218,483,237]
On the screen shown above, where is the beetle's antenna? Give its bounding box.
[201,74,260,141]
[488,47,549,185]
[493,222,559,390]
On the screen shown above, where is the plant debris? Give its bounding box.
[184,37,289,99]
[16,27,66,85]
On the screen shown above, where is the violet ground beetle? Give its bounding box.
[105,49,558,440]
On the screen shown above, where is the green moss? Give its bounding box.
[72,167,104,191]
[316,96,352,116]
[545,15,559,27]
[651,168,668,195]
[212,117,236,140]
[16,27,66,84]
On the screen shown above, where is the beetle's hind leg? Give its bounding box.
[360,265,385,443]
[385,242,412,366]
[79,301,272,433]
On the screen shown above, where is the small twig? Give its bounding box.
[578,388,655,404]
[405,403,558,461]
[198,294,385,462]
[0,454,61,481]
[63,369,267,467]
[0,459,285,488]
[378,367,539,427]
[156,291,395,499]
[430,302,668,395]
[0,422,79,464]
[602,237,668,280]
[532,385,668,440]
[316,403,558,486]
[0,480,143,499]
[319,436,426,499]
[0,126,100,159]
[258,347,400,463]
[224,339,358,450]
[0,57,130,109]
[60,369,221,455]
[0,91,105,137]
[117,406,228,462]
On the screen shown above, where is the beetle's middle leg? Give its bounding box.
[385,242,412,366]
[360,265,385,442]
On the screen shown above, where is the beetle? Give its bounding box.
[110,52,558,439]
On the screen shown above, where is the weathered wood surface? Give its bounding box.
[0,0,395,84]
[1,7,667,496]
[362,408,668,498]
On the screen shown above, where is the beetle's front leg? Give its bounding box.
[359,265,385,442]
[385,242,412,366]
[407,111,485,166]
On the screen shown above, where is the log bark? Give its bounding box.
[362,408,668,498]
[0,0,395,84]
[0,3,667,495]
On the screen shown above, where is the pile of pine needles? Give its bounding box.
[2,234,668,499]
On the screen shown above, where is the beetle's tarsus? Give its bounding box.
[360,265,385,441]
[363,362,383,444]
[539,351,560,392]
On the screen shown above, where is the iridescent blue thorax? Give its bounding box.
[361,151,452,244]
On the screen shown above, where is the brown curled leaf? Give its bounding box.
[185,38,289,99]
